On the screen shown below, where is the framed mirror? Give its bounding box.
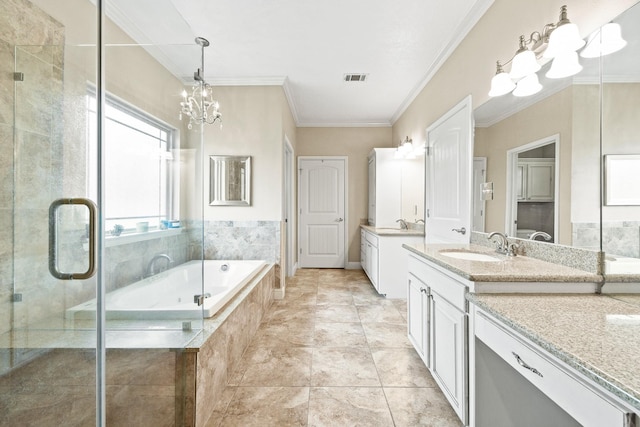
[209,155,251,206]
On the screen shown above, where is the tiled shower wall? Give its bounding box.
[0,0,67,336]
[573,221,640,258]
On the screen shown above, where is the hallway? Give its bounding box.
[207,268,462,426]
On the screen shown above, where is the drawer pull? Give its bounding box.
[512,352,543,378]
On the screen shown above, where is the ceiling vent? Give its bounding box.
[344,73,368,82]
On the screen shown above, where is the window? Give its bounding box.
[87,92,176,235]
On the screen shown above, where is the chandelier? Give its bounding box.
[179,37,222,129]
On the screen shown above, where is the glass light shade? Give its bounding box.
[546,51,583,79]
[544,23,585,58]
[513,73,542,97]
[580,23,627,58]
[489,72,516,97]
[510,50,541,80]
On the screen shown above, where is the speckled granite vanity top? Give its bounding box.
[361,224,424,236]
[404,243,602,283]
[468,293,640,410]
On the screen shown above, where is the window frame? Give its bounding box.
[86,88,178,237]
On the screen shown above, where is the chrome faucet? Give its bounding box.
[145,253,174,277]
[396,219,408,230]
[488,232,509,254]
[529,231,552,241]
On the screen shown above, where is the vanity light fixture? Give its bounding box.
[489,5,597,98]
[580,22,627,58]
[179,37,222,129]
[394,136,425,159]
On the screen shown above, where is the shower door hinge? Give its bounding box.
[12,293,23,302]
[13,72,24,82]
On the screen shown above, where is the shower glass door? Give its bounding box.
[1,0,205,425]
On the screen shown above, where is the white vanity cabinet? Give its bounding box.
[362,228,423,298]
[517,158,555,202]
[407,253,469,424]
[471,306,637,427]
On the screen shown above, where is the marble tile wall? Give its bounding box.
[200,220,281,264]
[574,221,640,259]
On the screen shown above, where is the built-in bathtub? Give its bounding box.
[66,259,266,320]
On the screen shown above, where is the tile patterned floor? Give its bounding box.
[207,268,463,426]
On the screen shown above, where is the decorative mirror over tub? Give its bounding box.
[209,155,251,206]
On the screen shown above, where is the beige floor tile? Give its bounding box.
[311,347,380,386]
[384,387,463,427]
[308,387,394,427]
[204,387,237,427]
[221,386,309,426]
[238,347,312,387]
[316,289,353,305]
[314,322,367,347]
[267,305,316,325]
[315,305,360,323]
[362,322,413,348]
[277,290,318,306]
[371,348,437,387]
[357,304,405,323]
[250,321,315,348]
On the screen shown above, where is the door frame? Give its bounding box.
[297,156,348,269]
[505,134,560,238]
[283,137,296,278]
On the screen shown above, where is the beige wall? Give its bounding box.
[297,127,393,263]
[202,86,292,222]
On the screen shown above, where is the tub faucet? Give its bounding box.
[488,232,509,254]
[529,231,552,241]
[396,219,408,230]
[146,253,174,277]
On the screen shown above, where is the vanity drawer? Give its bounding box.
[408,255,466,310]
[365,232,378,247]
[474,308,634,427]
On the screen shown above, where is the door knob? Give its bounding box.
[336,218,344,222]
[451,227,466,235]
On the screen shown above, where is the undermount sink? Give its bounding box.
[439,250,502,262]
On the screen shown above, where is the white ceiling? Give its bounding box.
[106,0,493,127]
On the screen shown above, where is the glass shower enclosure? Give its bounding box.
[0,0,207,424]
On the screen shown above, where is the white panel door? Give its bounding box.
[298,157,346,268]
[426,96,473,244]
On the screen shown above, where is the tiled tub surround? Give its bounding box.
[404,243,603,292]
[0,264,275,426]
[468,293,640,413]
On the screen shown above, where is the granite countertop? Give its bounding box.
[403,243,603,283]
[361,224,424,237]
[468,293,640,411]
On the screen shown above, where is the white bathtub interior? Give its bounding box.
[66,260,266,321]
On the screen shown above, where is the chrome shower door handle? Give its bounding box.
[49,198,97,280]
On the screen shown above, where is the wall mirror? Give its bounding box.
[209,155,251,206]
[473,1,640,279]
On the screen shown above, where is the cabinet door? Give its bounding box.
[431,291,467,424]
[408,274,429,365]
[370,244,379,290]
[526,162,554,201]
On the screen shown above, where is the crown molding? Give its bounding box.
[296,121,392,128]
[391,0,495,125]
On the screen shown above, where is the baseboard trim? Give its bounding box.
[345,262,363,270]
